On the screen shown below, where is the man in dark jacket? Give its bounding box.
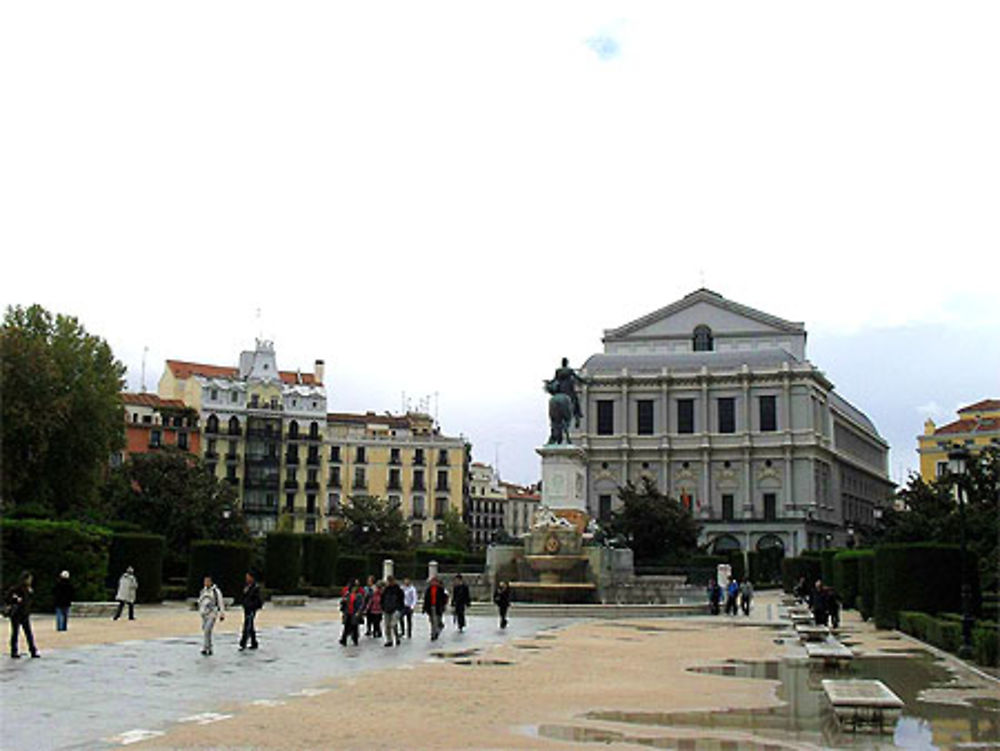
[53,571,75,632]
[381,576,404,647]
[6,572,39,658]
[239,572,263,651]
[493,581,511,629]
[451,574,471,632]
[339,583,365,646]
[422,576,449,641]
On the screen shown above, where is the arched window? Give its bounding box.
[711,534,741,554]
[288,420,299,438]
[309,421,320,439]
[756,534,784,552]
[206,414,219,434]
[228,416,241,436]
[693,325,714,352]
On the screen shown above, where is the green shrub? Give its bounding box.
[801,550,823,559]
[161,585,187,601]
[973,624,999,667]
[335,554,368,587]
[415,548,466,569]
[750,547,784,584]
[187,540,254,598]
[857,551,876,621]
[366,550,416,580]
[108,533,165,603]
[926,617,963,653]
[874,544,981,629]
[832,550,869,610]
[265,532,304,592]
[302,535,338,587]
[820,549,842,586]
[781,556,822,594]
[1,519,111,611]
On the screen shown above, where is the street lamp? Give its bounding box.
[947,444,974,659]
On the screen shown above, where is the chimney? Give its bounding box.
[314,359,325,385]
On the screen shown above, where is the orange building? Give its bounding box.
[119,392,201,462]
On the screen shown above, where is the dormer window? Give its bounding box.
[693,325,714,352]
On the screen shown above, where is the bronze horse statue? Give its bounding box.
[545,379,574,445]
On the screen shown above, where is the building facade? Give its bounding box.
[503,482,541,537]
[158,340,328,534]
[119,392,201,463]
[573,289,894,555]
[466,462,507,549]
[918,399,1000,482]
[325,411,469,544]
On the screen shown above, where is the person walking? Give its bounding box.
[53,571,75,632]
[724,577,739,616]
[366,581,384,640]
[197,575,225,656]
[6,572,39,658]
[112,566,138,621]
[451,574,471,633]
[812,579,829,626]
[239,572,262,651]
[422,576,448,641]
[739,578,754,616]
[402,578,418,639]
[493,580,511,629]
[381,576,404,647]
[708,579,722,616]
[339,583,365,646]
[363,575,376,637]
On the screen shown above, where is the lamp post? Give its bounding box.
[947,444,974,659]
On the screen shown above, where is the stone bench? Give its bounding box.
[796,624,831,642]
[806,640,854,667]
[68,602,120,618]
[269,595,307,607]
[822,679,903,733]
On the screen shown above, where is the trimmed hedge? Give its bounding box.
[781,556,822,594]
[898,611,999,667]
[832,550,869,610]
[367,550,416,581]
[108,533,165,604]
[265,533,303,592]
[1,519,111,611]
[335,554,368,587]
[857,551,875,621]
[820,549,842,586]
[874,544,981,629]
[302,535,338,587]
[187,540,254,597]
[749,547,784,584]
[415,548,466,568]
[973,625,999,667]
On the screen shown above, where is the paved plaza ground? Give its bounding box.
[2,592,998,750]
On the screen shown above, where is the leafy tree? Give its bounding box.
[1,304,125,518]
[606,476,701,564]
[104,449,248,564]
[334,494,410,553]
[437,507,470,551]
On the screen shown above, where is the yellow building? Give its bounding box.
[325,411,469,544]
[918,399,1000,481]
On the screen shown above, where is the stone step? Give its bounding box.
[67,602,120,618]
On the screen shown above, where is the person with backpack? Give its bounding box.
[53,571,75,632]
[422,576,448,641]
[6,572,39,658]
[451,574,471,632]
[493,580,511,629]
[197,575,225,656]
[239,571,263,651]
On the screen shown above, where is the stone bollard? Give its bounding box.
[382,558,394,581]
[428,560,439,581]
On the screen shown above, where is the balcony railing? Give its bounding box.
[409,512,427,521]
[387,482,402,491]
[352,481,367,490]
[246,427,281,439]
[435,484,450,492]
[244,477,279,490]
[305,480,320,490]
[328,476,342,488]
[225,452,240,463]
[283,479,299,490]
[306,454,320,466]
[285,454,300,465]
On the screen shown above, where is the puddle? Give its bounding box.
[430,648,481,659]
[452,658,514,667]
[572,653,999,749]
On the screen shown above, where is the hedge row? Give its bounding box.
[873,544,980,629]
[187,541,254,597]
[1,519,112,611]
[832,550,866,610]
[265,533,303,591]
[303,536,338,587]
[857,551,876,621]
[898,611,999,667]
[820,548,842,587]
[781,556,822,594]
[107,533,165,604]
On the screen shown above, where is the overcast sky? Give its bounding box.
[3,2,998,486]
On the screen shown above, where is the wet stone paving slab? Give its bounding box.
[1,615,572,751]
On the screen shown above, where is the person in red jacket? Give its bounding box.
[339,583,365,646]
[422,576,449,641]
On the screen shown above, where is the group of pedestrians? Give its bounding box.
[707,576,754,616]
[793,577,841,628]
[5,569,82,658]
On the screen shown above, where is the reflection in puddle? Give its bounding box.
[566,654,999,750]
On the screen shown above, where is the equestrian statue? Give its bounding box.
[544,357,587,445]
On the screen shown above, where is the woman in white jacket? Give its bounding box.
[112,567,138,621]
[198,576,225,656]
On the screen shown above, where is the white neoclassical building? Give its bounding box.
[573,289,894,556]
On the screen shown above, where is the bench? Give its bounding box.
[269,595,307,607]
[822,679,903,733]
[806,640,854,667]
[796,624,831,642]
[68,601,120,618]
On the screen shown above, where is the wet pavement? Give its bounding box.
[1,614,574,750]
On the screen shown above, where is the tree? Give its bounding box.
[1,304,126,518]
[437,508,470,551]
[606,476,701,564]
[335,494,410,553]
[104,449,248,568]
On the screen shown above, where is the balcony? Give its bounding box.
[285,454,300,465]
[244,477,279,490]
[412,482,426,492]
[306,454,320,466]
[409,512,427,521]
[246,427,281,439]
[328,476,342,488]
[245,455,279,467]
[435,483,450,493]
[305,480,320,491]
[225,452,240,463]
[283,479,299,490]
[352,481,368,491]
[413,456,425,466]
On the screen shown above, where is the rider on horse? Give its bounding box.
[552,357,585,428]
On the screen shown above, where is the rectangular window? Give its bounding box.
[412,496,425,518]
[285,493,295,512]
[307,468,318,484]
[329,467,341,488]
[306,495,316,514]
[598,494,612,521]
[353,467,366,490]
[438,449,449,465]
[436,469,449,491]
[329,446,341,463]
[231,391,238,403]
[718,398,735,434]
[414,448,425,465]
[355,446,366,464]
[327,493,340,514]
[637,400,654,435]
[677,399,694,434]
[722,494,734,521]
[935,461,948,478]
[413,469,425,491]
[390,448,400,465]
[177,431,188,450]
[759,395,777,432]
[434,497,449,519]
[764,493,777,521]
[597,400,614,435]
[150,429,161,448]
[388,468,401,490]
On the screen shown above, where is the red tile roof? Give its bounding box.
[165,359,318,385]
[934,417,1000,435]
[958,399,1000,413]
[121,392,187,409]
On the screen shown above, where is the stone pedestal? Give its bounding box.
[382,558,394,582]
[536,444,588,513]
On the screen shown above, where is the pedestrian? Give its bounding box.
[5,572,39,658]
[339,582,365,646]
[793,576,807,603]
[493,580,511,629]
[725,577,739,616]
[112,566,138,621]
[422,576,449,641]
[451,574,471,632]
[53,571,75,632]
[239,571,263,651]
[363,575,376,637]
[739,578,754,616]
[812,579,828,626]
[381,576,404,647]
[827,586,842,629]
[366,581,384,639]
[197,575,225,656]
[402,577,418,639]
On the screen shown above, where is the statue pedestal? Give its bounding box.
[536,444,588,522]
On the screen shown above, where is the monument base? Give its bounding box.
[536,443,588,519]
